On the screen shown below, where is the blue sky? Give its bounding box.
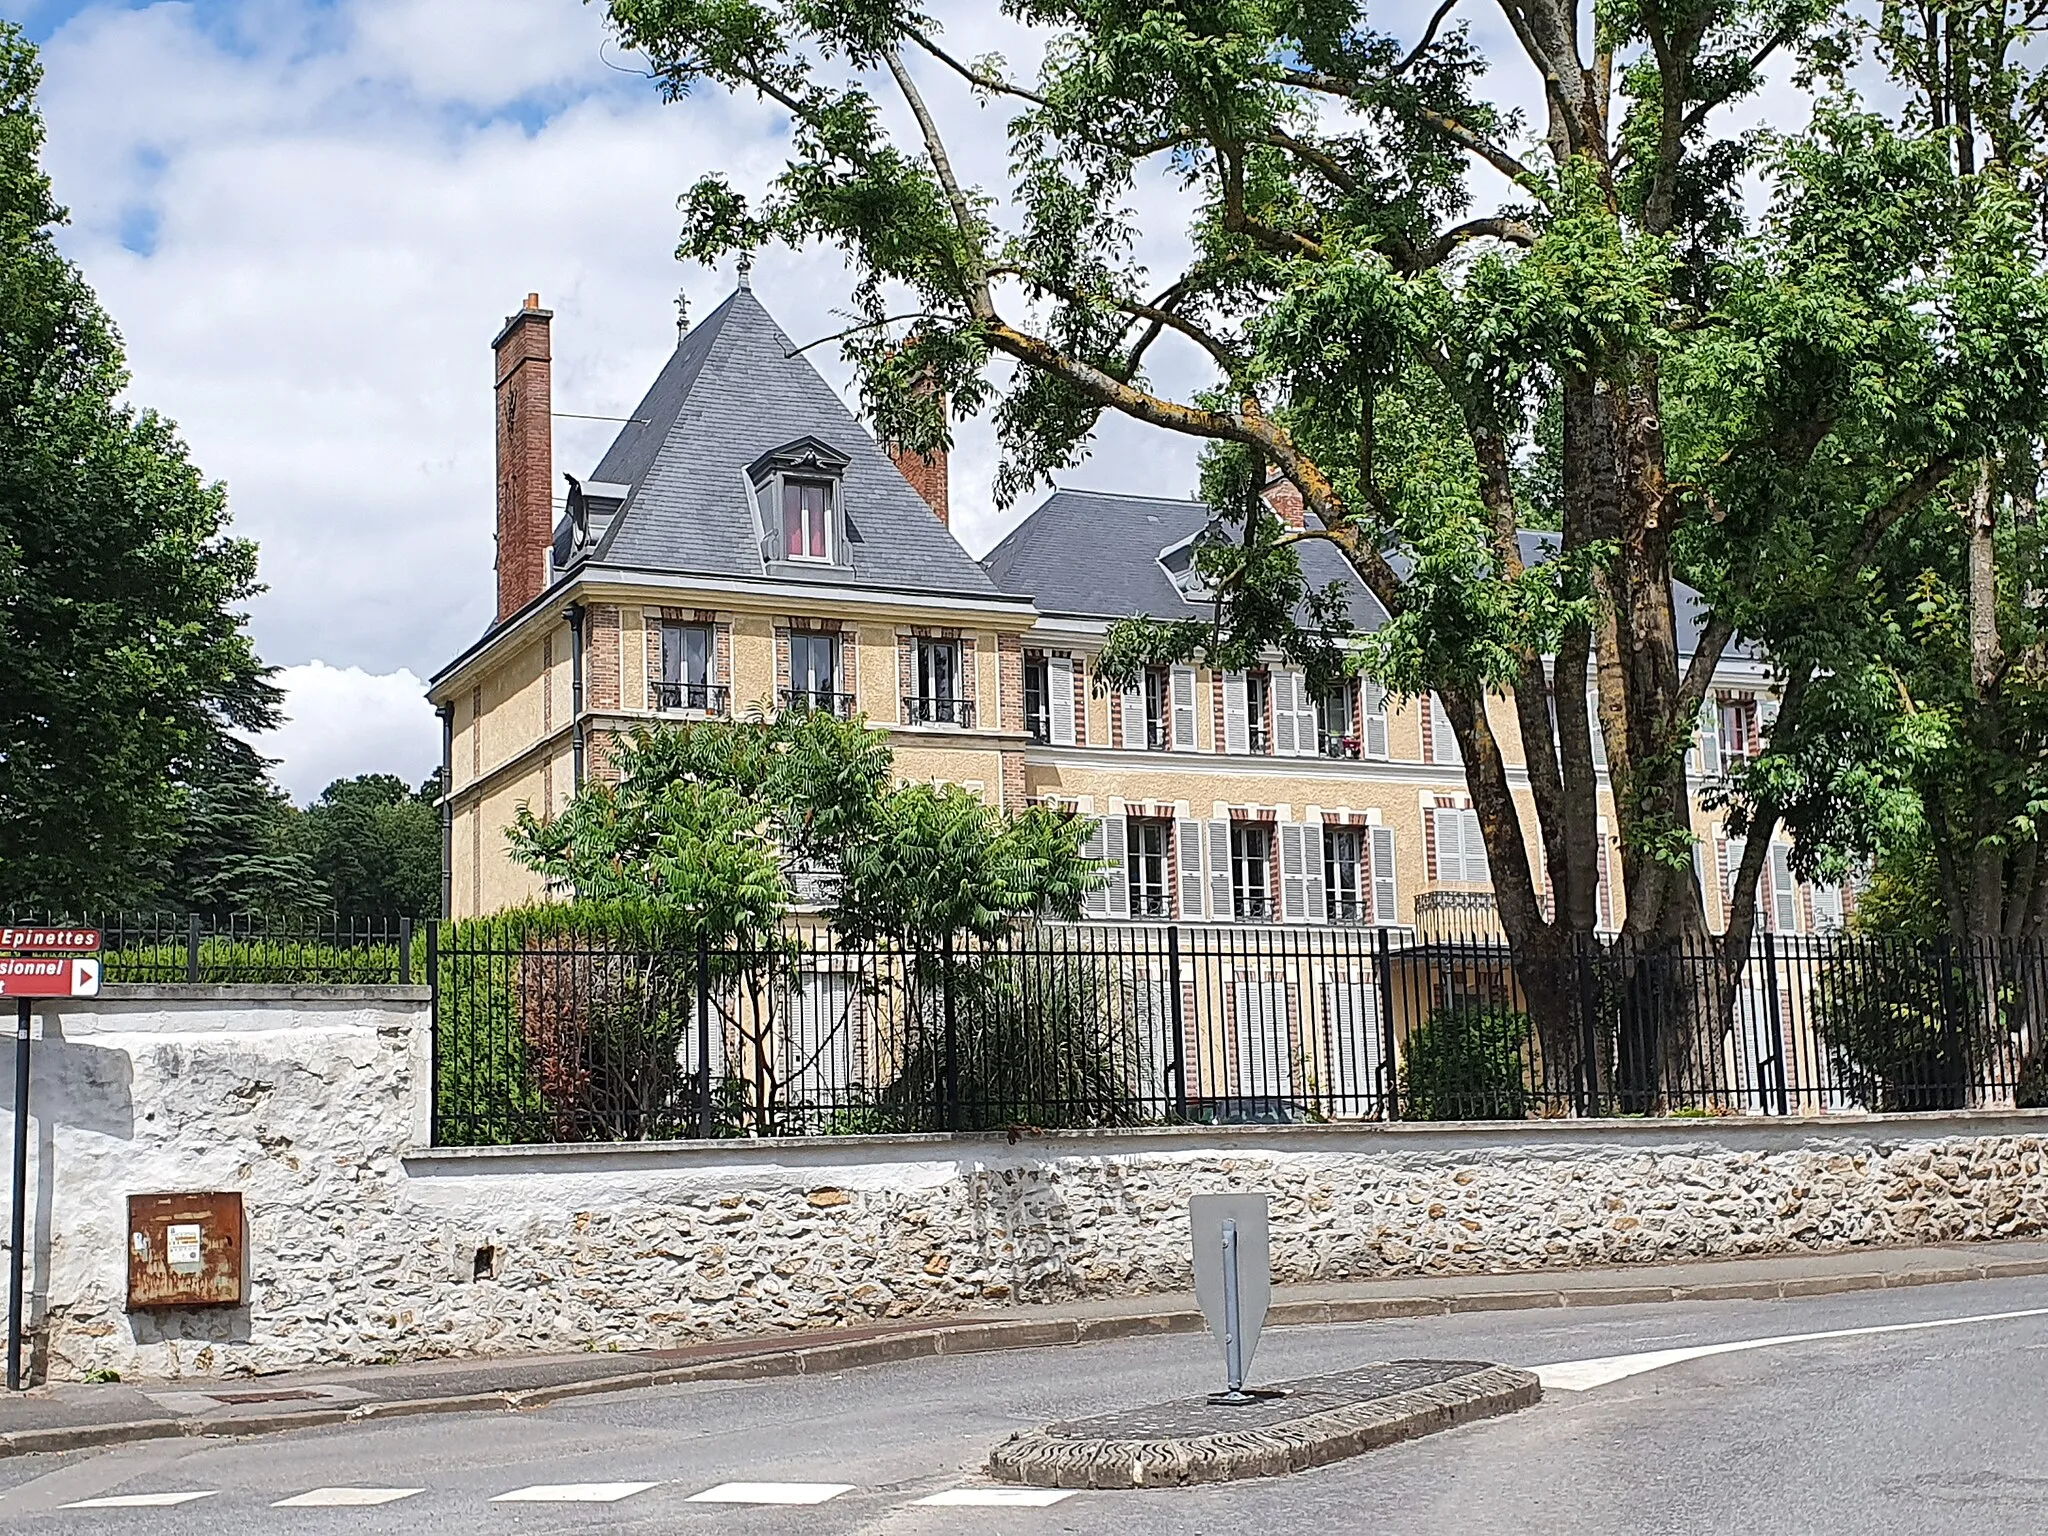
[13,0,1669,798]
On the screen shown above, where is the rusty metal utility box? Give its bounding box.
[126,1192,245,1309]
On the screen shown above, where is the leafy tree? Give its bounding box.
[506,709,1095,944]
[0,25,276,913]
[1744,1,2048,951]
[150,737,324,917]
[294,773,441,917]
[601,0,2048,1095]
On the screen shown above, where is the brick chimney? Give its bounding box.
[1262,470,1306,529]
[888,374,950,525]
[493,292,553,622]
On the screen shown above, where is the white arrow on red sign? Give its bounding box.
[0,957,100,998]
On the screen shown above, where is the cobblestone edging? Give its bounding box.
[986,1361,1542,1487]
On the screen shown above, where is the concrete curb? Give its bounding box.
[6,1251,2045,1458]
[985,1363,1542,1487]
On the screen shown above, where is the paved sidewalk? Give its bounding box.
[3,1238,2045,1457]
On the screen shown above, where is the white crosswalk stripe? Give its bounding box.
[686,1482,854,1505]
[491,1482,658,1503]
[61,1492,218,1509]
[272,1487,424,1507]
[916,1488,1078,1507]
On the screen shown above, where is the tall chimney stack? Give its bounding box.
[888,376,950,526]
[493,292,553,621]
[1261,469,1306,529]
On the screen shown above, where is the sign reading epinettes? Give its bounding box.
[0,957,100,999]
[0,926,101,955]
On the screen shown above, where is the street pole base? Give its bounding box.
[1206,1388,1286,1407]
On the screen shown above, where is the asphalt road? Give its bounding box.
[2,1276,2046,1534]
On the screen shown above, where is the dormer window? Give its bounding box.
[749,436,851,571]
[783,478,833,561]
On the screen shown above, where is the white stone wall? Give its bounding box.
[11,987,2048,1381]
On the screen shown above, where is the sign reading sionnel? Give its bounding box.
[0,956,100,999]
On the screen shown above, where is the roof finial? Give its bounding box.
[675,288,690,341]
[736,251,753,292]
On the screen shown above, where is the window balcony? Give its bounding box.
[1414,890,1504,944]
[1326,894,1370,924]
[655,682,729,714]
[1130,890,1172,919]
[1026,711,1051,745]
[1318,731,1362,760]
[1144,718,1168,750]
[1247,723,1271,754]
[903,695,976,728]
[779,687,857,719]
[1232,891,1275,922]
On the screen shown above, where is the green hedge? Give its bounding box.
[1400,1007,1534,1121]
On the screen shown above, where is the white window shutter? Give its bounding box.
[1371,825,1398,925]
[1760,693,1780,750]
[1813,882,1844,932]
[1294,676,1319,757]
[1222,672,1249,755]
[1697,700,1719,776]
[1279,823,1307,922]
[1208,819,1233,920]
[1466,809,1491,883]
[1431,694,1462,765]
[1587,687,1606,769]
[1048,657,1076,745]
[1724,836,1747,908]
[1102,814,1130,919]
[1769,843,1797,933]
[1121,686,1145,749]
[1302,821,1327,924]
[1176,817,1206,919]
[1273,670,1300,755]
[1361,684,1389,759]
[1171,664,1199,750]
[1081,818,1110,917]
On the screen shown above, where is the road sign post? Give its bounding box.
[2,929,99,1391]
[1190,1193,1272,1405]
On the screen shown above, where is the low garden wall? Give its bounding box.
[11,987,2048,1381]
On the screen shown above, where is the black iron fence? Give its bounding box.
[7,914,418,984]
[426,923,2048,1146]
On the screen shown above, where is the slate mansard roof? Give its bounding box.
[980,488,1391,632]
[561,286,1007,602]
[982,491,1719,658]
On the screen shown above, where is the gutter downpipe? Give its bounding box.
[436,703,454,920]
[567,603,587,792]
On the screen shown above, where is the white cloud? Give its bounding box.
[248,662,440,804]
[25,0,1806,798]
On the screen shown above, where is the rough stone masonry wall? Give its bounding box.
[15,988,2048,1382]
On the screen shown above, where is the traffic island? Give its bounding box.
[986,1359,1540,1488]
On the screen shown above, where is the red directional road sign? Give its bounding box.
[0,957,101,998]
[0,927,100,955]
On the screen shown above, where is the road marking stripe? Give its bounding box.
[686,1482,854,1505]
[490,1482,658,1503]
[271,1487,424,1507]
[1536,1303,2048,1391]
[916,1488,1078,1507]
[61,1491,218,1508]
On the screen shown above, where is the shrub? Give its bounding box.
[857,950,1152,1132]
[1813,945,1977,1111]
[1400,1007,1533,1120]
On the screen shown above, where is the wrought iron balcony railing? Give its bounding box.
[654,682,730,714]
[779,687,857,718]
[1415,889,1505,943]
[903,695,976,728]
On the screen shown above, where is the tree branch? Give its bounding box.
[884,49,993,315]
[1278,66,1545,190]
